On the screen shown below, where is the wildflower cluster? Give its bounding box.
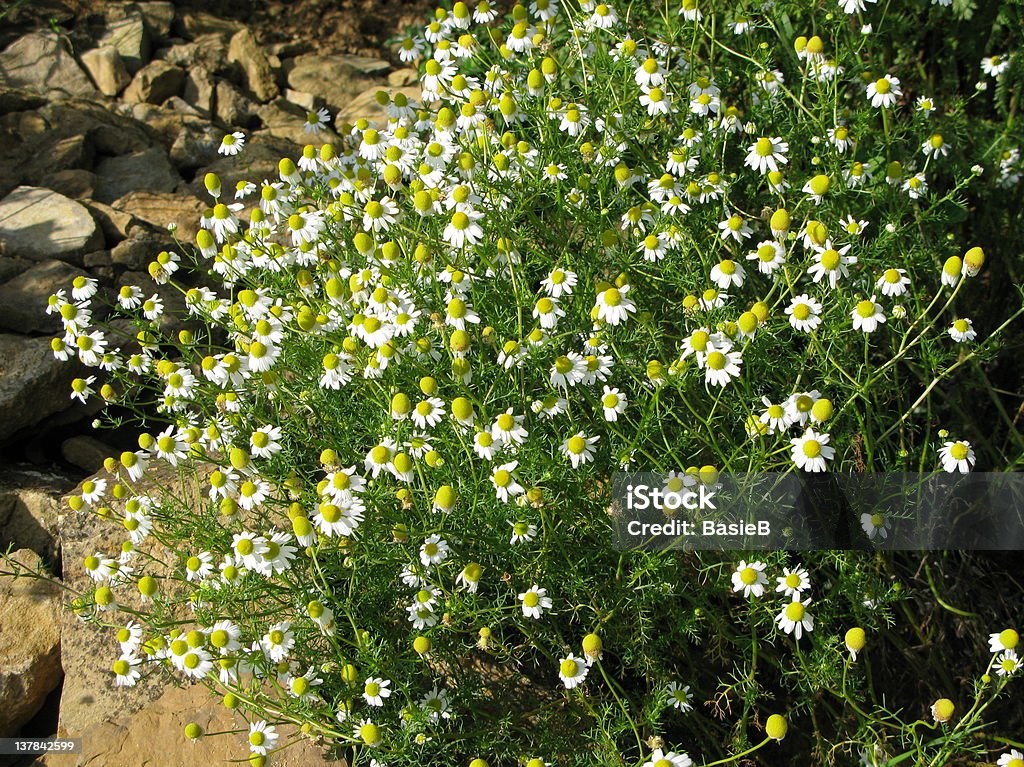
[36,0,1024,765]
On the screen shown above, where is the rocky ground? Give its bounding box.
[0,0,429,763]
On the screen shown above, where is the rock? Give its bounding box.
[214,79,258,128]
[255,99,339,145]
[227,28,278,103]
[156,34,227,71]
[0,260,85,335]
[98,14,150,74]
[93,147,179,205]
[110,230,175,270]
[0,468,70,565]
[37,169,96,201]
[169,121,224,172]
[283,87,316,112]
[338,84,420,128]
[16,133,94,190]
[83,250,112,268]
[82,201,136,244]
[0,186,102,263]
[124,101,189,145]
[188,134,295,199]
[182,65,214,114]
[114,2,176,42]
[0,548,63,736]
[41,683,334,767]
[122,59,184,104]
[164,95,204,117]
[0,32,98,100]
[0,334,84,444]
[80,46,131,97]
[286,53,390,115]
[61,435,114,474]
[0,256,31,284]
[111,191,205,242]
[176,11,244,40]
[36,101,157,156]
[388,68,418,87]
[0,87,46,116]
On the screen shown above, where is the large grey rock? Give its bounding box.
[111,190,204,242]
[0,548,63,736]
[214,78,258,128]
[61,435,115,474]
[0,259,84,335]
[122,59,184,104]
[286,53,390,114]
[98,14,150,74]
[110,230,172,270]
[255,99,340,145]
[110,2,176,41]
[93,147,179,205]
[176,11,243,39]
[188,133,295,198]
[227,28,278,102]
[182,65,214,114]
[0,32,98,100]
[0,186,102,263]
[169,121,223,172]
[80,46,131,97]
[36,100,157,156]
[0,334,84,444]
[0,468,69,566]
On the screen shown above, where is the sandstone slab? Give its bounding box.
[227,28,278,102]
[81,46,131,97]
[0,548,63,736]
[93,147,179,205]
[286,53,389,114]
[0,32,98,100]
[122,59,184,104]
[0,186,102,263]
[98,14,150,74]
[0,333,84,445]
[0,259,84,335]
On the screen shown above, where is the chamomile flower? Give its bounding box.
[998,751,1024,767]
[989,629,1019,654]
[666,682,694,712]
[860,512,890,540]
[112,655,142,686]
[731,559,768,598]
[642,749,692,767]
[218,131,246,156]
[260,622,295,663]
[744,136,789,174]
[419,534,450,566]
[791,428,835,472]
[600,386,628,421]
[491,461,525,502]
[747,240,786,275]
[866,75,901,108]
[595,285,637,326]
[703,345,743,387]
[776,567,811,598]
[510,520,537,544]
[561,432,599,468]
[876,268,910,297]
[557,653,589,689]
[981,54,1010,78]
[938,439,975,473]
[851,297,886,333]
[786,294,823,333]
[362,677,392,707]
[776,597,815,639]
[247,721,279,755]
[304,107,331,134]
[948,318,977,343]
[718,213,753,243]
[519,584,552,618]
[995,650,1020,677]
[710,259,745,289]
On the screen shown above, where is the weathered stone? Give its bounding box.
[286,53,390,114]
[176,11,244,40]
[0,32,97,101]
[41,682,335,767]
[188,134,295,198]
[163,95,204,117]
[110,230,172,270]
[80,45,131,97]
[156,33,227,71]
[122,59,184,104]
[83,250,112,268]
[98,14,150,74]
[116,2,176,41]
[283,87,316,111]
[337,84,420,128]
[17,133,94,191]
[227,28,278,102]
[111,191,205,242]
[214,78,258,128]
[61,435,115,474]
[0,468,70,565]
[182,64,214,114]
[255,98,340,145]
[37,169,96,201]
[388,67,418,87]
[93,147,180,205]
[0,186,102,263]
[0,549,63,736]
[36,100,157,156]
[124,101,189,146]
[0,259,84,335]
[0,333,84,444]
[82,200,136,244]
[0,256,31,284]
[170,121,224,171]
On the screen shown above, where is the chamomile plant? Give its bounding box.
[24,0,1024,765]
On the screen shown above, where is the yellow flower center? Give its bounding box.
[802,440,822,458]
[856,300,876,318]
[785,602,806,621]
[523,592,540,607]
[875,77,891,94]
[740,567,758,585]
